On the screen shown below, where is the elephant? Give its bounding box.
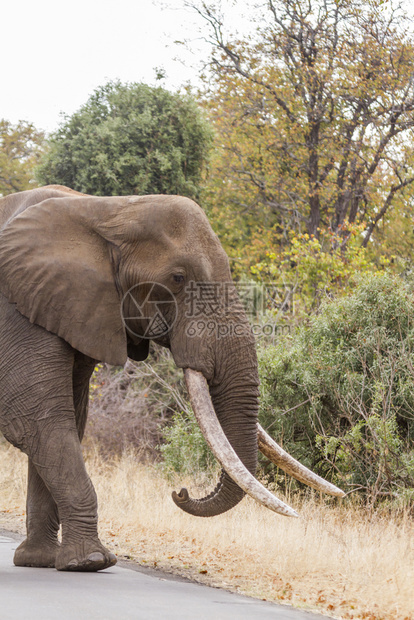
[0,185,344,572]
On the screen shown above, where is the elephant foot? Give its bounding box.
[13,538,59,568]
[56,539,117,572]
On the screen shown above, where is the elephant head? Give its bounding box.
[0,186,344,519]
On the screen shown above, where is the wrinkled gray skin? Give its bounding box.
[0,186,259,571]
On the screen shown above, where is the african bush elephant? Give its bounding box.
[0,185,343,572]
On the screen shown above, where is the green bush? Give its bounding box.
[259,272,414,505]
[159,410,215,477]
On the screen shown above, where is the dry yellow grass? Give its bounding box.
[1,443,413,620]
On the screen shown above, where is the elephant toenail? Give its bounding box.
[87,552,105,563]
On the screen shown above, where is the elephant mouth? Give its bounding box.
[172,369,345,517]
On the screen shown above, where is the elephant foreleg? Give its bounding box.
[13,427,114,571]
[14,460,60,568]
[26,421,115,571]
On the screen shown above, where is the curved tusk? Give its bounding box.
[257,424,345,498]
[183,369,299,518]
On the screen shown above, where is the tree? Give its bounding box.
[37,81,213,198]
[194,0,414,251]
[0,120,45,196]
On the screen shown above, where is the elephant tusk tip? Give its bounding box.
[172,488,189,504]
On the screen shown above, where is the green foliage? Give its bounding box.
[252,223,382,318]
[316,414,414,505]
[159,409,215,476]
[0,119,45,195]
[258,272,414,505]
[37,81,213,198]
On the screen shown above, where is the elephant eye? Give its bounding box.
[173,274,185,284]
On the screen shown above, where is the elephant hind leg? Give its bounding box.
[14,353,97,569]
[72,351,96,441]
[0,315,115,571]
[14,460,60,568]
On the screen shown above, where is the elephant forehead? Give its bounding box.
[107,199,210,245]
[103,194,231,278]
[121,212,227,265]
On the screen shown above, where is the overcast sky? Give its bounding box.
[6,1,408,135]
[1,0,216,132]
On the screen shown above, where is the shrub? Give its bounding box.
[259,272,414,506]
[159,410,216,477]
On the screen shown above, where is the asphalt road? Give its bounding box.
[0,532,327,620]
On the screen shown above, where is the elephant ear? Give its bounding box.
[0,196,129,366]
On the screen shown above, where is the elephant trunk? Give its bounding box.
[172,365,257,517]
[170,284,343,517]
[172,369,298,518]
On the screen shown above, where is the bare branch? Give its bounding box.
[362,174,414,247]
